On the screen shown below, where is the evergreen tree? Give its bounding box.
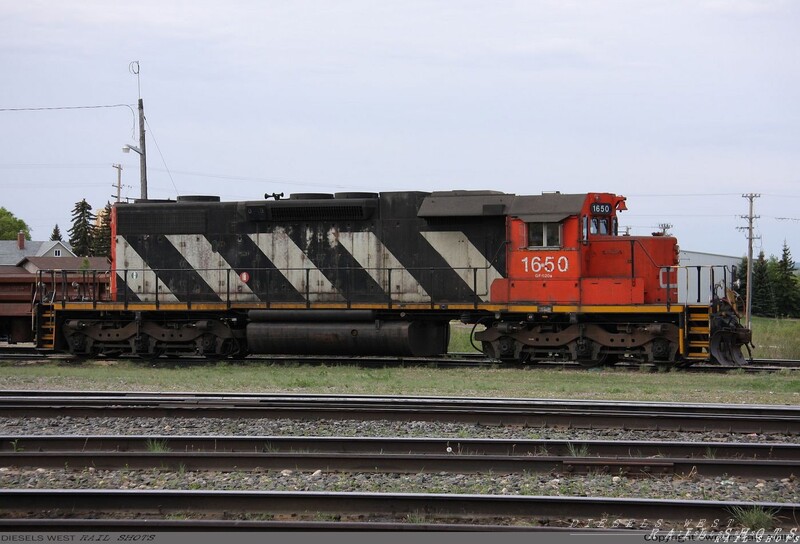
[751,250,777,317]
[773,241,800,318]
[735,256,748,296]
[49,224,63,242]
[68,199,95,257]
[91,202,113,258]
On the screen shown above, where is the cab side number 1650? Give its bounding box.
[521,255,569,273]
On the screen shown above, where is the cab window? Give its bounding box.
[590,217,609,235]
[528,222,561,248]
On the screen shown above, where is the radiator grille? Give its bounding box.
[117,210,207,234]
[270,205,371,221]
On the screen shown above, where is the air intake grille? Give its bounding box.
[247,200,377,222]
[117,210,207,234]
[270,205,371,221]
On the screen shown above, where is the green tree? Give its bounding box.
[0,207,31,240]
[772,241,800,318]
[736,256,748,297]
[751,250,776,317]
[50,224,63,242]
[91,202,112,258]
[68,199,95,257]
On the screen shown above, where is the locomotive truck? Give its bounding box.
[32,190,751,367]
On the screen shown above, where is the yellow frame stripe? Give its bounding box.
[51,301,687,314]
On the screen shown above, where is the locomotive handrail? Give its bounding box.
[31,269,112,306]
[36,265,499,306]
[34,264,736,310]
[670,264,737,305]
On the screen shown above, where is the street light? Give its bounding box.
[122,144,142,155]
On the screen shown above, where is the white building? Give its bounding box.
[677,250,743,304]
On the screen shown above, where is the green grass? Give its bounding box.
[448,323,482,353]
[1,358,799,404]
[145,438,171,452]
[751,317,800,359]
[728,505,779,530]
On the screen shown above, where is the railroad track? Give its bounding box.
[1,391,799,433]
[3,434,800,478]
[2,395,799,530]
[0,489,798,530]
[2,344,798,372]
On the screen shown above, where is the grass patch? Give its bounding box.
[728,505,779,530]
[448,322,482,353]
[145,439,171,453]
[750,317,800,360]
[565,442,590,457]
[1,360,799,404]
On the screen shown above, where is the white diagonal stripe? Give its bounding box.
[335,230,429,302]
[164,235,258,302]
[115,236,179,302]
[249,228,343,302]
[421,231,503,301]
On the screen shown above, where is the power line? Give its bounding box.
[0,103,138,140]
[143,117,179,196]
[0,104,134,112]
[626,193,742,197]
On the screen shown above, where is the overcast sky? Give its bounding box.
[1,0,798,259]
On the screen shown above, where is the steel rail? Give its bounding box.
[3,449,800,478]
[1,489,798,527]
[5,390,800,414]
[0,518,554,531]
[1,392,798,433]
[4,436,800,477]
[3,347,799,371]
[4,434,798,459]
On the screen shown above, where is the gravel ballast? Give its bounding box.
[2,416,799,442]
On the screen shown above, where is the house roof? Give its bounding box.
[0,265,31,280]
[0,240,75,265]
[18,256,110,271]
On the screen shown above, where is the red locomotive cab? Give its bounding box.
[580,193,678,305]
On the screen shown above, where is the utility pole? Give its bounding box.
[658,223,673,235]
[138,98,148,199]
[129,61,147,200]
[111,164,123,202]
[739,193,760,330]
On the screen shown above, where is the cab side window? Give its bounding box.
[528,222,561,248]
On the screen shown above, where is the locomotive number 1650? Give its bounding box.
[521,255,570,273]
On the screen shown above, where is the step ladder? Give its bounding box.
[685,305,710,360]
[37,306,56,350]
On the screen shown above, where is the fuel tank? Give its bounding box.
[246,320,449,356]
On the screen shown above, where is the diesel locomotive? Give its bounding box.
[32,190,751,367]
